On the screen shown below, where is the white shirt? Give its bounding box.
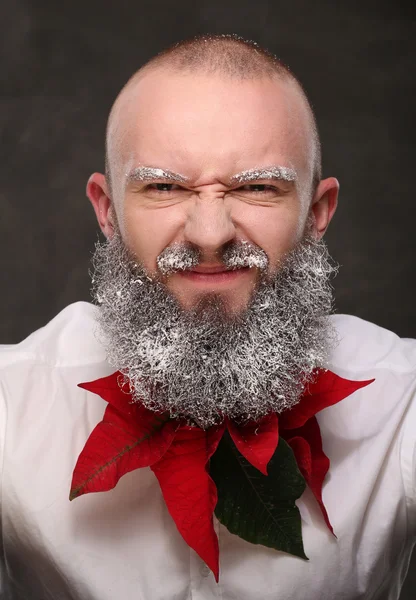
[0,301,415,600]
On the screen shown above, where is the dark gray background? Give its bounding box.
[0,0,414,596]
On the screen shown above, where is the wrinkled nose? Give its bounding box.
[183,195,236,258]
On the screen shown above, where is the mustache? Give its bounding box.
[156,239,269,276]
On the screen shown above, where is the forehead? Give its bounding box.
[108,69,312,182]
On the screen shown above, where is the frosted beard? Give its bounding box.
[91,230,338,429]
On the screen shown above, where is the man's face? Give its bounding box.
[106,70,315,315]
[87,68,339,427]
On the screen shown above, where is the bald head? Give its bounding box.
[143,33,293,78]
[105,34,322,201]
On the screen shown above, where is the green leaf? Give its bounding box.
[210,431,308,559]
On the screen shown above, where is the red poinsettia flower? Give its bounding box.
[70,369,374,581]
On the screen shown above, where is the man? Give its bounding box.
[0,34,414,600]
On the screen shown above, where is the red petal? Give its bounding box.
[151,423,226,582]
[227,413,279,475]
[78,371,137,415]
[284,417,334,535]
[280,369,375,430]
[70,404,177,500]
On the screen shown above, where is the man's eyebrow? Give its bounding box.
[126,166,189,185]
[229,166,297,186]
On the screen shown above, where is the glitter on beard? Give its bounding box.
[91,232,338,429]
[156,239,269,276]
[156,243,200,276]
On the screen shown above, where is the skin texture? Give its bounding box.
[87,68,339,315]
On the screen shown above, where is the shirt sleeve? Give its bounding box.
[400,372,416,536]
[0,379,7,595]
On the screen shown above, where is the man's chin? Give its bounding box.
[170,288,252,322]
[194,293,244,323]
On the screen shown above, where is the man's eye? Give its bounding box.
[240,184,278,194]
[146,183,181,193]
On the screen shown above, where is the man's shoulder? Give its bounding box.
[0,301,105,369]
[329,313,416,375]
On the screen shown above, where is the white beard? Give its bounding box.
[91,233,337,429]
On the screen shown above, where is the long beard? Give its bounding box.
[91,233,338,429]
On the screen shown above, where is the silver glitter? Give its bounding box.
[157,244,200,275]
[126,166,189,184]
[230,166,297,185]
[90,230,338,430]
[156,239,268,276]
[223,240,268,271]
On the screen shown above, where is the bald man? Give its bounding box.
[0,35,415,600]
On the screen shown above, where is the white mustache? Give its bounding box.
[156,240,269,276]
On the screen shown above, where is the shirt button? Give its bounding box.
[200,564,210,578]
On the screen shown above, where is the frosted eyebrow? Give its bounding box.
[229,166,297,186]
[126,166,189,185]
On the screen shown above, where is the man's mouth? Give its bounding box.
[177,266,251,284]
[191,265,231,274]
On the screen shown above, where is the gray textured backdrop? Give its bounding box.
[0,0,415,596]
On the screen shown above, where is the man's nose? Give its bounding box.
[183,194,236,256]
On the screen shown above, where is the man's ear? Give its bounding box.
[309,177,339,239]
[86,173,116,239]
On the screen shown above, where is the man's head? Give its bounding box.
[88,34,338,315]
[86,35,339,427]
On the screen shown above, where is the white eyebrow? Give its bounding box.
[126,166,189,184]
[229,166,297,185]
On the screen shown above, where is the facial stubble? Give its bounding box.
[91,233,337,429]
